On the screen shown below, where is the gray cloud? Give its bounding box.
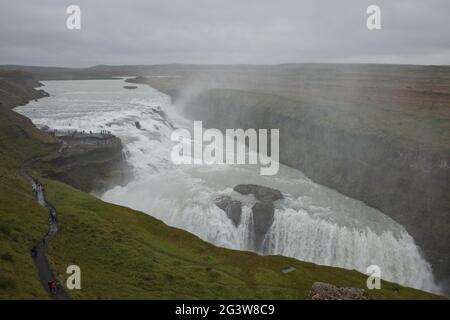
[0,0,449,67]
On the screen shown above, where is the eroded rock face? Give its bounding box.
[251,202,275,251]
[214,184,283,252]
[214,196,242,227]
[309,282,370,300]
[46,134,131,193]
[233,184,283,203]
[234,185,283,251]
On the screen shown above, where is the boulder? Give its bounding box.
[309,282,370,300]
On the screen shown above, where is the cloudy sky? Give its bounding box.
[0,0,449,67]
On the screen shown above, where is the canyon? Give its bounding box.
[1,66,447,299]
[125,64,450,292]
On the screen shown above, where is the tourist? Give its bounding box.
[50,281,58,294]
[31,246,37,258]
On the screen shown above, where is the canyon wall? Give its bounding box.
[178,88,450,291]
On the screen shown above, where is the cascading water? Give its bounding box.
[15,78,441,294]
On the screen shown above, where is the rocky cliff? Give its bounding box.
[41,133,129,193]
[0,70,128,194]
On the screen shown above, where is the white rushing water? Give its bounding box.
[15,79,441,293]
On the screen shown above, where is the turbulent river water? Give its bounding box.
[16,79,441,293]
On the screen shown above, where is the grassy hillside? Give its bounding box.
[0,105,57,299]
[0,70,49,109]
[0,71,444,300]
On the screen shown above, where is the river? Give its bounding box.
[15,78,441,293]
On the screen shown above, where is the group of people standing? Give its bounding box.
[31,179,57,226]
[100,129,111,135]
[51,128,112,137]
[30,179,60,295]
[32,179,44,199]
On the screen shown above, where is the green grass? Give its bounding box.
[0,107,57,300]
[0,101,445,300]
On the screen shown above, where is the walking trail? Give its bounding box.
[20,158,71,300]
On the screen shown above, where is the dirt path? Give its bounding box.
[20,158,71,300]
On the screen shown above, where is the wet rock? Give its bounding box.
[37,89,49,98]
[234,184,283,203]
[135,121,142,130]
[233,184,283,252]
[215,196,242,227]
[48,133,131,193]
[309,282,370,300]
[251,202,275,251]
[216,184,284,252]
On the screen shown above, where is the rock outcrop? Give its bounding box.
[214,196,242,227]
[43,132,130,193]
[215,184,284,252]
[233,184,283,203]
[309,282,370,300]
[233,184,283,251]
[250,201,275,251]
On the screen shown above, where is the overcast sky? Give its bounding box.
[0,0,449,67]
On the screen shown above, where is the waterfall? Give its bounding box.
[263,208,440,293]
[15,78,442,295]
